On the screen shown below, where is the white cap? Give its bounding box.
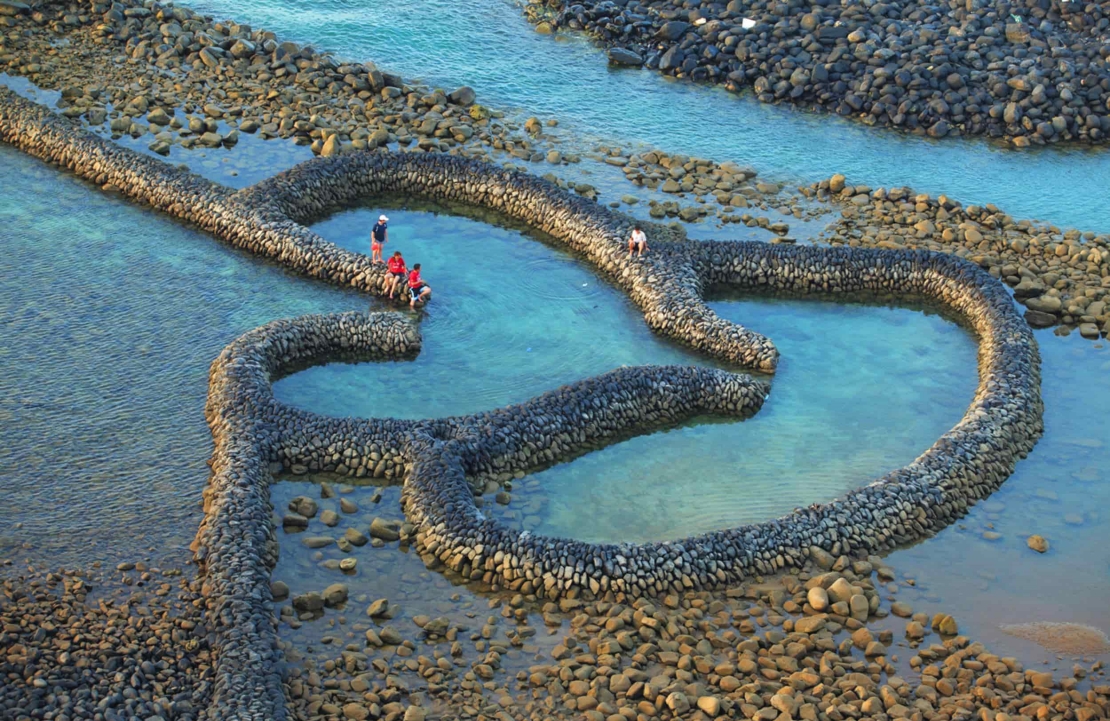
[379,215,389,222]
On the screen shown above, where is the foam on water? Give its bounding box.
[183,0,1110,231]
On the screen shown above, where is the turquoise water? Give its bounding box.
[0,143,362,563]
[274,206,978,540]
[273,202,701,416]
[887,334,1110,659]
[184,0,1110,231]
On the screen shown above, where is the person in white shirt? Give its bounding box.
[628,225,648,258]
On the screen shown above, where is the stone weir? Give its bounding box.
[201,311,767,720]
[0,84,778,371]
[1,88,1045,720]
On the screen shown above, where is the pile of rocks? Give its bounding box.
[0,0,553,160]
[530,0,1110,145]
[616,150,797,225]
[807,173,1110,336]
[0,564,214,721]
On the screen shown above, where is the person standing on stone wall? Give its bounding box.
[628,225,648,257]
[370,214,389,264]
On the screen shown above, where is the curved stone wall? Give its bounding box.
[1,89,1044,721]
[202,311,764,719]
[241,151,781,370]
[0,86,779,370]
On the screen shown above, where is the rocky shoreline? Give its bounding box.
[526,0,1110,146]
[0,0,566,161]
[270,549,1110,721]
[1,562,215,721]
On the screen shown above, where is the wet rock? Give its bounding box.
[293,592,324,613]
[366,598,390,618]
[283,513,309,531]
[271,580,290,600]
[447,86,476,106]
[369,517,400,541]
[344,528,369,546]
[323,583,349,607]
[1027,535,1049,553]
[608,48,643,66]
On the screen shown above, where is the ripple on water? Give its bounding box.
[0,144,361,564]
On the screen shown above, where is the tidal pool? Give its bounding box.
[272,201,700,418]
[0,143,362,564]
[184,0,1110,231]
[274,206,980,540]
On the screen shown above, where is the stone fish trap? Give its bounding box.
[0,87,1045,720]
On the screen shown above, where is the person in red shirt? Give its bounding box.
[407,263,432,309]
[386,251,407,299]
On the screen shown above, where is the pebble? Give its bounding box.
[1027,534,1050,553]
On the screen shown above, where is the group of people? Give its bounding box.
[369,214,432,309]
[368,214,647,309]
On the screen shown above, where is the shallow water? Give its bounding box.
[0,143,362,564]
[184,0,1110,231]
[886,333,1110,662]
[273,205,978,540]
[523,296,977,541]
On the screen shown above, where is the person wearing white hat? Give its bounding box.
[370,214,389,264]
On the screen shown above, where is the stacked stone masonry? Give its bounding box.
[1,89,1043,721]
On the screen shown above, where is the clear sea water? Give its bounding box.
[274,206,978,540]
[0,143,360,562]
[1,0,1108,670]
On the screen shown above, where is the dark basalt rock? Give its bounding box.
[540,0,1110,146]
